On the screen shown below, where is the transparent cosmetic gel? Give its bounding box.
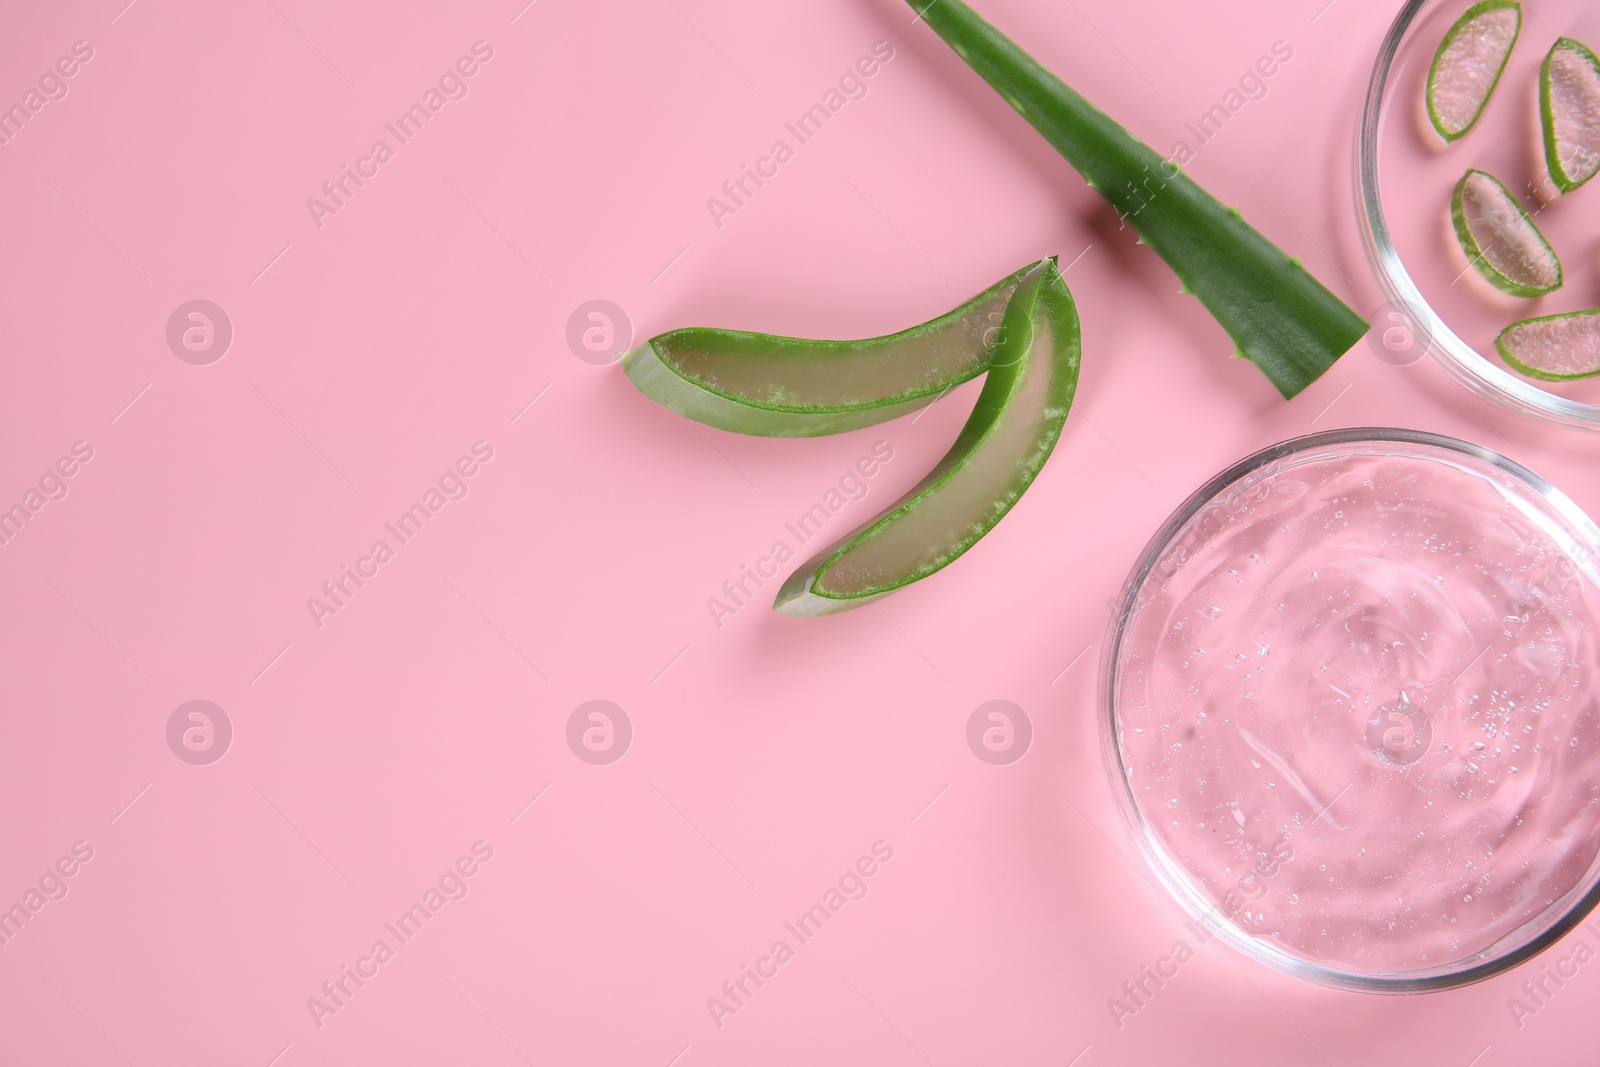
[1104,430,1600,990]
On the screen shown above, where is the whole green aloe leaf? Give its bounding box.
[909,0,1368,398]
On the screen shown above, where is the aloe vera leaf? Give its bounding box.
[1541,37,1600,193]
[1451,168,1562,297]
[1426,0,1521,142]
[1496,309,1600,380]
[907,0,1367,399]
[774,258,1079,616]
[620,261,1038,437]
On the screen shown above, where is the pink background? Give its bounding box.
[2,0,1598,1064]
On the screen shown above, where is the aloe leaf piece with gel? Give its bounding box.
[621,261,1039,437]
[906,0,1367,400]
[1541,36,1600,193]
[773,258,1079,616]
[1426,0,1521,142]
[1451,168,1562,297]
[1497,309,1600,380]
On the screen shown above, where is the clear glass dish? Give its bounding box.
[1101,428,1600,991]
[1357,0,1600,428]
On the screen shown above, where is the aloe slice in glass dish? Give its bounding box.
[620,261,1038,437]
[1451,168,1562,297]
[1541,36,1600,193]
[1426,0,1521,142]
[773,258,1079,616]
[1497,309,1600,380]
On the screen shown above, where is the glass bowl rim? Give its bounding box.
[1097,426,1600,992]
[1355,0,1600,430]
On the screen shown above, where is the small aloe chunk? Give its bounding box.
[1496,309,1600,380]
[620,262,1038,437]
[1427,0,1521,141]
[1451,169,1562,297]
[774,259,1079,616]
[1541,37,1600,193]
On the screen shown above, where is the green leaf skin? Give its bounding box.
[774,258,1080,616]
[907,0,1367,399]
[620,261,1038,437]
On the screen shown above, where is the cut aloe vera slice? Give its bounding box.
[774,259,1079,616]
[620,262,1038,437]
[1496,309,1600,380]
[1541,37,1600,193]
[1451,169,1562,296]
[1426,1,1521,141]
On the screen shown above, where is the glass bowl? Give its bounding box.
[1357,0,1600,429]
[1100,428,1600,991]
